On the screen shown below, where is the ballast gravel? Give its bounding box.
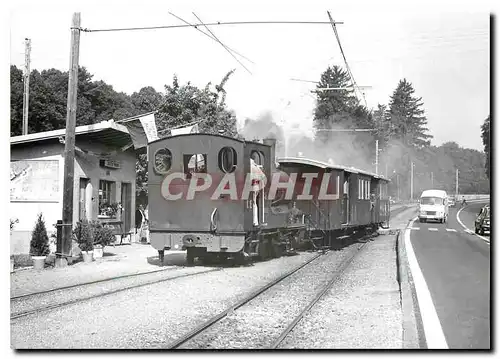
[11,266,215,317]
[11,252,317,349]
[278,233,402,349]
[179,244,364,349]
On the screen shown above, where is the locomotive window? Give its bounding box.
[218,147,237,173]
[250,150,263,165]
[184,154,207,178]
[154,148,172,174]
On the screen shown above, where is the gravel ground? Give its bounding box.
[11,266,217,317]
[278,233,402,349]
[10,244,185,297]
[11,252,317,349]
[178,243,366,349]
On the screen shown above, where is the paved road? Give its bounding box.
[408,201,490,349]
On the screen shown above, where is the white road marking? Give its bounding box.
[410,227,420,230]
[428,228,438,231]
[405,217,449,349]
[445,228,457,232]
[456,205,490,244]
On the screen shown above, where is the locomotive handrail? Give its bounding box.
[210,208,218,233]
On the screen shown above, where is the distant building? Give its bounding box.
[10,120,138,255]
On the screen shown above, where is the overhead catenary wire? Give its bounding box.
[168,12,255,65]
[191,12,253,75]
[326,11,368,108]
[80,20,344,33]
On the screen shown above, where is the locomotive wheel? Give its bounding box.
[186,248,195,266]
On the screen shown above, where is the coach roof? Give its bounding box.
[277,156,389,181]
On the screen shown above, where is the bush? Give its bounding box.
[73,220,93,252]
[30,213,50,257]
[89,220,115,249]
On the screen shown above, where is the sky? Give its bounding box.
[5,0,492,151]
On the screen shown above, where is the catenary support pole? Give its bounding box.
[57,13,81,268]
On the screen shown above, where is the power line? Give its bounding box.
[81,20,344,33]
[168,12,254,65]
[191,12,252,75]
[326,11,368,108]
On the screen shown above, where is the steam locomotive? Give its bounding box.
[147,133,390,265]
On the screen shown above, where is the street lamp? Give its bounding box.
[410,162,415,201]
[392,170,400,202]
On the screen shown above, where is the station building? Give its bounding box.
[10,120,139,255]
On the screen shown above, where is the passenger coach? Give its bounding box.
[147,133,390,265]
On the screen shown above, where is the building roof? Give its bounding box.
[277,156,389,181]
[10,120,132,148]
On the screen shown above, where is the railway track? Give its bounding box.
[166,231,373,349]
[165,252,325,349]
[11,267,222,320]
[269,242,366,349]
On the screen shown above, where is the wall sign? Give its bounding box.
[100,159,121,169]
[10,160,59,201]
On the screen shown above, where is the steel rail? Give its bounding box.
[11,268,222,320]
[269,240,368,348]
[11,266,180,300]
[166,252,325,349]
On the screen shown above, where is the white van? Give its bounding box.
[418,189,449,223]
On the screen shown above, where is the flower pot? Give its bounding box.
[94,245,103,259]
[82,251,94,263]
[32,256,46,270]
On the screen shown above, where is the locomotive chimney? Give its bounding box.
[263,138,277,170]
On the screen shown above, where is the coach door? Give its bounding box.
[342,173,350,224]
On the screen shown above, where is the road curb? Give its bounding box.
[396,221,426,349]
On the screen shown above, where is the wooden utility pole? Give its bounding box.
[57,13,81,268]
[375,140,379,175]
[22,38,31,135]
[431,172,434,187]
[455,168,459,198]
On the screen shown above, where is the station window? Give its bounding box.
[218,147,237,173]
[184,154,207,178]
[154,148,172,174]
[98,180,116,218]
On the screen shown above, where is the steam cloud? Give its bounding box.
[241,112,379,174]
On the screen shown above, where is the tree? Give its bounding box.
[387,79,432,148]
[30,213,50,257]
[10,65,24,136]
[481,115,490,180]
[312,65,376,171]
[313,65,359,135]
[135,72,239,206]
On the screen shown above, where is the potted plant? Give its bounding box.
[90,220,115,258]
[99,202,122,218]
[73,220,94,263]
[29,213,50,270]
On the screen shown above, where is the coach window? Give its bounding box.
[184,154,207,178]
[154,148,172,174]
[250,150,263,166]
[218,147,237,173]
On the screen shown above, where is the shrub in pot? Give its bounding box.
[89,221,114,258]
[73,220,94,263]
[30,213,50,270]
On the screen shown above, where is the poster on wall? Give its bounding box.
[10,160,60,201]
